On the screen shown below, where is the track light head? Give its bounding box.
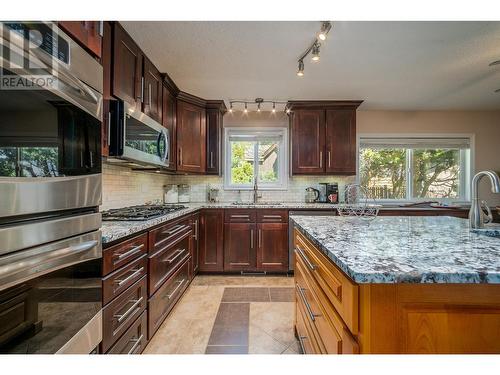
[272,102,276,113]
[297,60,305,77]
[318,21,332,41]
[229,103,233,113]
[311,42,320,62]
[244,103,248,113]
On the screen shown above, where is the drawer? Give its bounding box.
[149,216,192,253]
[295,298,322,354]
[103,233,148,276]
[257,209,288,223]
[295,256,359,354]
[148,258,190,339]
[148,231,191,296]
[107,310,148,354]
[294,229,359,334]
[102,255,147,305]
[224,209,256,223]
[102,276,147,352]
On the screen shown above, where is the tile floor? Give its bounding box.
[144,275,300,354]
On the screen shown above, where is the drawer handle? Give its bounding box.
[298,335,308,353]
[231,215,250,219]
[162,249,186,264]
[114,297,144,323]
[161,225,185,236]
[262,215,282,219]
[295,248,317,271]
[165,278,186,300]
[114,267,144,287]
[127,334,144,354]
[296,283,320,322]
[155,225,189,248]
[116,244,144,261]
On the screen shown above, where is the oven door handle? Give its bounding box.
[0,232,102,292]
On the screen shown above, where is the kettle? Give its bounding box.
[305,187,320,203]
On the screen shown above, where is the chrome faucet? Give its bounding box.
[469,170,500,229]
[253,176,259,204]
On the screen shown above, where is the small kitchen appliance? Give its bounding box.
[318,183,339,203]
[305,187,320,203]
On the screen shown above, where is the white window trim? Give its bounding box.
[356,133,475,204]
[223,127,288,191]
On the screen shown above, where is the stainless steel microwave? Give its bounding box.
[108,99,170,169]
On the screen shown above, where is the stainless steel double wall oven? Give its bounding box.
[0,22,103,353]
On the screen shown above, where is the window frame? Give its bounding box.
[223,127,288,191]
[357,133,474,203]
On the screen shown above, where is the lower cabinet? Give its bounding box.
[224,223,257,272]
[257,223,289,272]
[107,310,148,354]
[199,209,224,272]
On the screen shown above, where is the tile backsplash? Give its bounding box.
[102,163,355,210]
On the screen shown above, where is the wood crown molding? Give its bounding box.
[287,100,364,110]
[176,91,207,108]
[161,72,180,96]
[206,100,227,114]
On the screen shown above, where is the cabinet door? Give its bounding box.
[162,85,176,171]
[191,213,200,276]
[199,209,224,272]
[59,21,102,58]
[113,23,143,110]
[143,57,162,123]
[177,100,206,173]
[224,223,256,272]
[206,109,221,175]
[101,21,112,157]
[291,110,325,174]
[325,109,356,175]
[257,223,288,272]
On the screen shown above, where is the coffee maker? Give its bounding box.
[318,183,339,204]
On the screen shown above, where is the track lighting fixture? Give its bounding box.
[311,42,320,62]
[318,21,332,41]
[489,60,500,67]
[295,21,332,77]
[228,98,288,113]
[297,60,305,76]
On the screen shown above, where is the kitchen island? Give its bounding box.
[290,215,500,354]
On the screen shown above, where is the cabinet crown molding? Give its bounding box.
[287,100,363,111]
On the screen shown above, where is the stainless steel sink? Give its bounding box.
[231,202,282,206]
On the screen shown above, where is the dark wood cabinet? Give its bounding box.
[224,223,257,272]
[143,57,162,123]
[199,209,224,272]
[325,109,357,175]
[291,109,325,174]
[59,21,102,58]
[112,23,143,111]
[256,223,288,272]
[162,84,177,171]
[289,101,362,176]
[206,101,226,175]
[176,100,206,173]
[101,21,112,157]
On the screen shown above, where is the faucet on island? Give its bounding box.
[469,170,500,229]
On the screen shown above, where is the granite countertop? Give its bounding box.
[290,215,500,284]
[100,201,469,245]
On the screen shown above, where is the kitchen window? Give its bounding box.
[224,128,288,190]
[359,136,472,202]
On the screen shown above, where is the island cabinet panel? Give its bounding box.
[325,109,356,175]
[224,223,257,272]
[142,57,163,123]
[199,209,224,272]
[176,100,206,173]
[291,109,325,174]
[112,23,143,111]
[256,223,288,272]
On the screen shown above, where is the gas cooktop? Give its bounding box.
[101,204,187,221]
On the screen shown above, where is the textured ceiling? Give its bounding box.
[121,21,500,110]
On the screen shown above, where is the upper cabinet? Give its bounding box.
[59,21,103,58]
[206,101,226,175]
[112,23,143,111]
[143,57,163,123]
[162,79,178,171]
[289,101,362,176]
[176,95,207,173]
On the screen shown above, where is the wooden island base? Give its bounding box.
[293,229,500,354]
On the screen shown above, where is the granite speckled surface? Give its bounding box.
[290,215,500,284]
